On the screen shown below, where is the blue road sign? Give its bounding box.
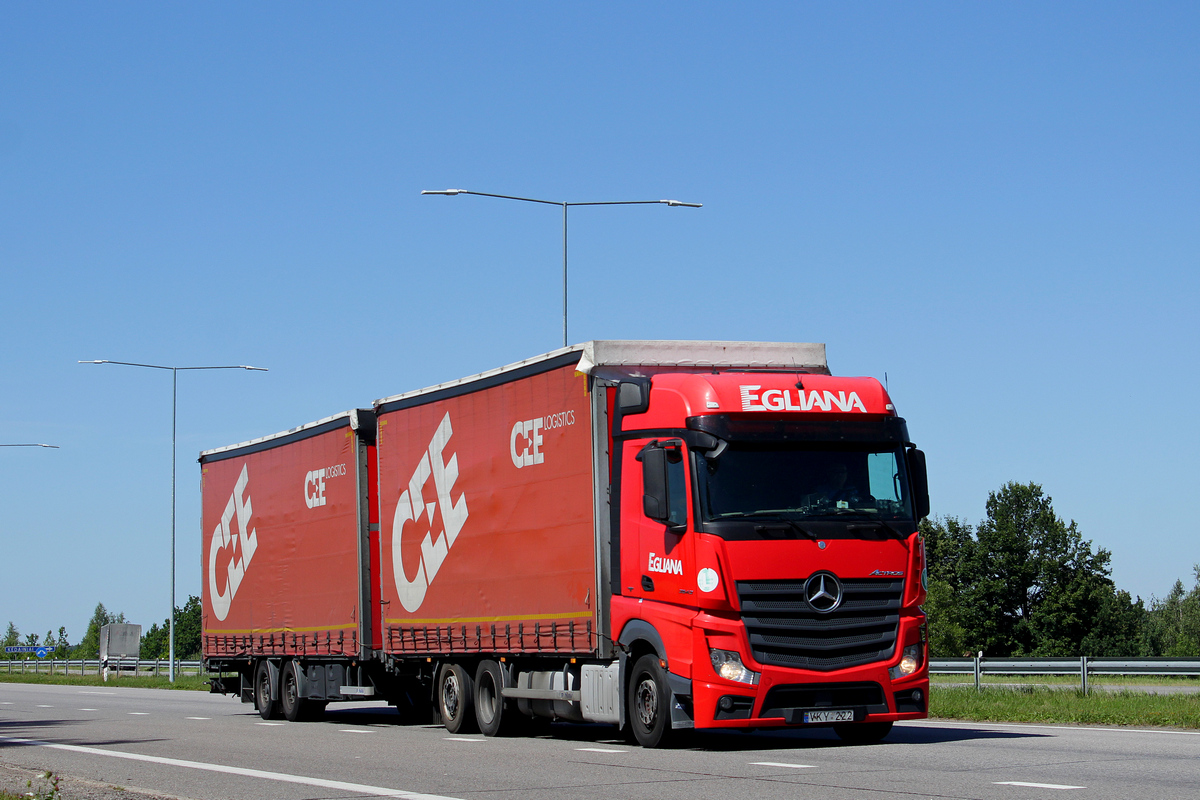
[4,645,56,656]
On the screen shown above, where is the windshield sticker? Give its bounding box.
[697,568,720,593]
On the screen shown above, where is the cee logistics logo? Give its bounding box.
[208,464,257,621]
[390,413,469,614]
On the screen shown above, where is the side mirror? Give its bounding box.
[640,446,669,521]
[908,448,930,520]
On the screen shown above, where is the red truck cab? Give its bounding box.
[610,369,929,745]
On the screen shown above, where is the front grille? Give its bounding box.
[737,577,902,671]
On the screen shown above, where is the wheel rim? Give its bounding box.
[635,675,658,729]
[284,673,296,707]
[442,671,461,720]
[258,672,270,706]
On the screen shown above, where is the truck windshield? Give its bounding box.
[698,444,914,522]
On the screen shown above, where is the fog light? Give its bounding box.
[912,688,923,703]
[709,648,760,685]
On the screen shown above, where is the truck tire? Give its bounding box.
[280,661,310,722]
[627,654,673,748]
[834,721,893,744]
[438,663,477,734]
[254,661,280,720]
[474,660,507,737]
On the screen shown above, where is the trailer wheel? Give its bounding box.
[254,661,280,720]
[834,721,893,744]
[438,663,477,734]
[474,660,508,737]
[280,661,310,722]
[627,654,673,748]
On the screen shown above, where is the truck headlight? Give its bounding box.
[889,644,923,679]
[709,648,760,685]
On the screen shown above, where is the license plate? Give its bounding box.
[802,709,854,723]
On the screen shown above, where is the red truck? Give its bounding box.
[201,341,930,746]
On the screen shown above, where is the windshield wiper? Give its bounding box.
[846,519,908,540]
[719,511,817,539]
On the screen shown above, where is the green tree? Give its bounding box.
[963,482,1115,656]
[140,595,203,659]
[919,516,974,656]
[1080,589,1146,657]
[56,626,70,656]
[1142,568,1200,657]
[175,595,202,659]
[2,622,18,659]
[928,482,1118,657]
[140,622,167,659]
[74,602,126,659]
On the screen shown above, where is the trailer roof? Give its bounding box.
[199,409,364,460]
[372,340,828,408]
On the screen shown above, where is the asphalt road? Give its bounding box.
[2,682,1198,800]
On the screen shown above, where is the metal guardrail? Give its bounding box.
[6,656,1199,694]
[930,657,1200,694]
[1,658,203,678]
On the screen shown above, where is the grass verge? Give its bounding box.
[931,685,1200,729]
[0,672,209,691]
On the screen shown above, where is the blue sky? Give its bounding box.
[2,3,1197,642]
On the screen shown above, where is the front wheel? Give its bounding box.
[834,721,893,744]
[627,654,673,748]
[254,660,280,720]
[438,663,477,734]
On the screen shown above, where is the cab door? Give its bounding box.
[619,437,695,603]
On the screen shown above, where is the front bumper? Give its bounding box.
[689,612,929,729]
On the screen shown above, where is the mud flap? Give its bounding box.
[668,672,694,729]
[267,660,280,703]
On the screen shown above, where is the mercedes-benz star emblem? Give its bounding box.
[804,572,843,613]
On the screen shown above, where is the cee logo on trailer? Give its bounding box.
[208,464,257,621]
[304,463,347,508]
[390,412,469,613]
[510,409,575,468]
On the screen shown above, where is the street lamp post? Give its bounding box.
[421,189,702,348]
[79,360,267,681]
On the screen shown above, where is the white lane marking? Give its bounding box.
[751,762,816,769]
[128,712,149,715]
[0,702,11,705]
[443,737,484,742]
[576,747,627,753]
[0,735,464,799]
[186,717,210,720]
[339,729,374,734]
[77,691,114,695]
[995,782,1086,790]
[78,709,98,712]
[37,705,54,708]
[255,722,285,726]
[907,720,1200,737]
